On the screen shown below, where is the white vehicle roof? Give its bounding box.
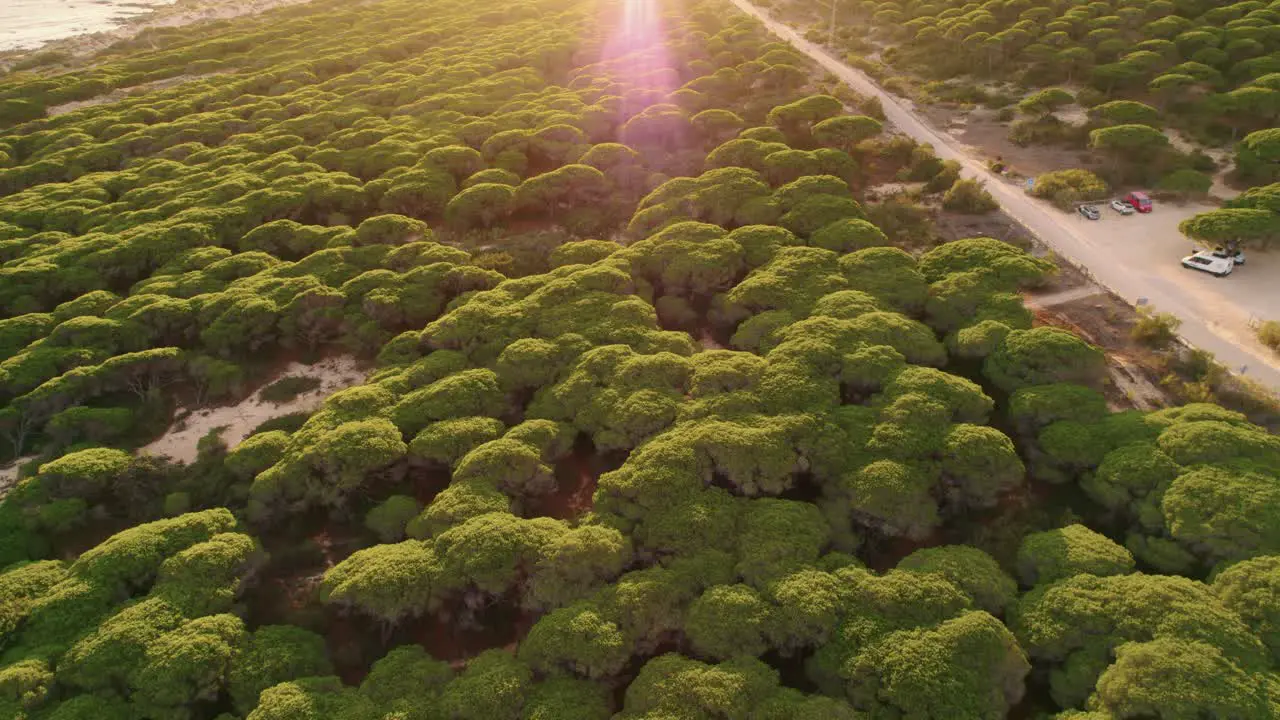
[1182,251,1233,272]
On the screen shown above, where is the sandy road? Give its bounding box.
[729,0,1280,392]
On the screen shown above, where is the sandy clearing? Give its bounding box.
[46,70,232,116]
[1056,106,1088,125]
[1108,355,1168,411]
[141,355,369,464]
[1025,285,1106,309]
[0,455,37,494]
[930,106,1097,179]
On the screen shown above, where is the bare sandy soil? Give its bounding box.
[1166,129,1239,201]
[923,105,1098,179]
[0,455,37,494]
[141,355,369,464]
[47,70,231,116]
[921,98,1240,205]
[1026,285,1173,411]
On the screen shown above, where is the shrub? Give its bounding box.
[779,195,864,237]
[942,179,998,214]
[463,168,522,188]
[1029,169,1109,209]
[1088,100,1161,128]
[923,160,961,194]
[984,327,1107,392]
[1008,117,1074,147]
[1131,308,1182,349]
[1235,128,1280,183]
[812,115,883,151]
[445,183,516,229]
[1017,88,1074,117]
[355,214,430,246]
[1258,320,1280,352]
[250,412,312,436]
[862,95,886,120]
[1017,524,1134,586]
[365,495,423,543]
[864,196,935,245]
[549,240,622,267]
[1155,169,1212,199]
[809,218,888,252]
[258,376,322,404]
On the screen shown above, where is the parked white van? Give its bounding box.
[1180,250,1234,277]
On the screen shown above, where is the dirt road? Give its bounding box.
[730,0,1280,392]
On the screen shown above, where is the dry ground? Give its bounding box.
[0,455,36,493]
[141,355,369,464]
[1028,287,1174,411]
[46,70,232,116]
[921,105,1099,180]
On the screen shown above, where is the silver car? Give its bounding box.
[1211,247,1245,265]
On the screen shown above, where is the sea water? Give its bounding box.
[0,0,175,52]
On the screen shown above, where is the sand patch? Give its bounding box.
[1107,354,1169,411]
[46,70,232,116]
[0,455,38,495]
[1055,105,1088,125]
[864,181,921,198]
[1166,128,1238,201]
[141,355,369,464]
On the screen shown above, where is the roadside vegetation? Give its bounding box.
[0,0,1276,718]
[1182,174,1280,248]
[1259,319,1280,353]
[776,0,1280,214]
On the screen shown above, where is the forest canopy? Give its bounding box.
[0,0,1275,718]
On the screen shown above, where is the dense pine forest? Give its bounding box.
[0,0,1276,718]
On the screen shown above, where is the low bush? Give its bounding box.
[1029,169,1109,209]
[1131,308,1182,349]
[1155,169,1212,200]
[258,376,322,404]
[1258,320,1280,353]
[1008,117,1078,147]
[249,412,313,436]
[942,178,998,214]
[923,160,961,194]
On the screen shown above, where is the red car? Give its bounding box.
[1124,191,1153,213]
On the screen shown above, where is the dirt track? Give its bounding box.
[730,0,1280,392]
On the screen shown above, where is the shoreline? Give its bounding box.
[0,0,313,70]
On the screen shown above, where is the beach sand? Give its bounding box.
[0,0,176,53]
[1,0,315,69]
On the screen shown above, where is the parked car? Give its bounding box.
[1211,246,1246,265]
[1110,199,1134,215]
[1181,250,1233,277]
[1078,204,1100,220]
[1124,191,1153,213]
